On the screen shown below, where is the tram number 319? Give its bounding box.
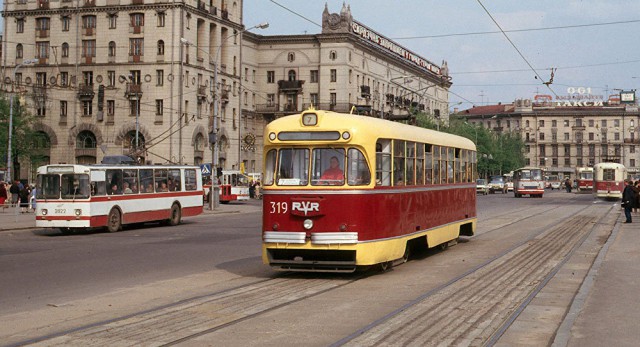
[270,202,288,214]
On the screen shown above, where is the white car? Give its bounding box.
[476,179,489,195]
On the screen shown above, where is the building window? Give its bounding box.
[61,43,69,58]
[130,38,144,56]
[157,12,166,27]
[525,120,530,128]
[108,14,117,29]
[82,40,96,57]
[551,120,557,127]
[130,13,144,27]
[82,101,93,116]
[310,70,318,83]
[631,146,636,154]
[244,67,248,81]
[330,93,337,105]
[614,119,620,127]
[602,119,607,128]
[267,94,275,106]
[539,132,544,141]
[36,17,50,31]
[564,144,570,155]
[60,101,67,117]
[288,70,296,81]
[60,72,68,86]
[576,118,583,127]
[108,41,116,57]
[631,159,636,167]
[330,69,337,82]
[525,145,530,153]
[287,52,295,62]
[564,132,569,141]
[107,71,115,87]
[615,132,620,141]
[61,16,70,31]
[310,93,318,106]
[156,70,163,86]
[329,50,337,60]
[267,71,275,83]
[588,119,594,127]
[107,100,115,116]
[17,18,25,33]
[82,15,96,29]
[252,69,256,83]
[16,44,23,59]
[588,133,594,141]
[36,42,49,58]
[539,120,544,127]
[157,40,164,55]
[156,99,163,115]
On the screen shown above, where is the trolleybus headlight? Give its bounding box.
[75,209,82,216]
[342,131,351,140]
[269,132,276,141]
[41,209,48,215]
[303,219,313,230]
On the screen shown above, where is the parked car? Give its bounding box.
[476,178,489,195]
[550,181,562,190]
[505,181,514,192]
[488,176,507,194]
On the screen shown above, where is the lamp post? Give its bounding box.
[121,74,141,158]
[7,59,38,182]
[182,21,268,210]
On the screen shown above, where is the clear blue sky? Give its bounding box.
[245,0,640,110]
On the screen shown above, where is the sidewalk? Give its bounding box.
[0,200,263,232]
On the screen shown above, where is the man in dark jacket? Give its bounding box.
[622,180,635,223]
[9,180,20,207]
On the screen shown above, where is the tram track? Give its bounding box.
[333,203,614,346]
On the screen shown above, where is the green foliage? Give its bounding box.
[0,92,41,170]
[414,112,526,178]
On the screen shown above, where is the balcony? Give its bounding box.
[197,0,206,11]
[197,85,208,101]
[220,90,229,104]
[221,9,229,20]
[125,83,143,99]
[385,93,394,105]
[131,0,143,3]
[624,138,640,144]
[130,25,144,34]
[77,84,94,101]
[255,103,278,113]
[129,54,143,63]
[35,29,49,38]
[210,6,217,15]
[76,148,97,157]
[277,80,304,93]
[37,0,49,9]
[572,125,586,131]
[83,27,94,36]
[360,85,371,98]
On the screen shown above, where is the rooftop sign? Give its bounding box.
[351,21,440,75]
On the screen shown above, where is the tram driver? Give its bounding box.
[319,156,344,185]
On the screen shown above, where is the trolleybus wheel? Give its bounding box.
[168,203,182,226]
[59,227,72,235]
[107,208,122,233]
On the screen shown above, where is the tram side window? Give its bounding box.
[155,169,169,191]
[61,174,90,199]
[123,169,138,194]
[376,140,392,186]
[394,140,405,186]
[264,150,276,186]
[140,169,154,193]
[347,148,371,186]
[311,148,345,186]
[168,169,181,191]
[416,143,425,185]
[185,169,197,190]
[425,144,433,185]
[447,147,454,183]
[455,149,463,183]
[277,148,309,186]
[471,151,477,180]
[432,145,440,184]
[106,169,123,195]
[405,142,416,185]
[459,150,468,183]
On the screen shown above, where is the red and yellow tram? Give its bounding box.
[575,167,594,193]
[261,109,477,272]
[593,162,626,200]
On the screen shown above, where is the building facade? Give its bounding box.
[458,98,640,179]
[1,2,451,181]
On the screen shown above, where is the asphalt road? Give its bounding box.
[0,191,622,346]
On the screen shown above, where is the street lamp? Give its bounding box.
[7,59,38,182]
[182,21,268,210]
[121,74,141,156]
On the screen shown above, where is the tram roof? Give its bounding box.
[266,110,476,151]
[593,162,627,169]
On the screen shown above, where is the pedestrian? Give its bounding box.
[9,180,20,207]
[30,185,37,212]
[19,184,30,213]
[249,180,256,199]
[564,178,572,193]
[635,181,640,214]
[0,181,7,208]
[622,180,635,223]
[254,181,261,199]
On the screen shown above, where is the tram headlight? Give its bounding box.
[41,209,48,216]
[303,219,313,230]
[75,209,82,216]
[342,131,351,140]
[269,132,276,141]
[339,223,348,232]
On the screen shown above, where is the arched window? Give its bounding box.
[287,52,295,62]
[61,43,69,58]
[157,40,164,55]
[33,131,51,149]
[288,70,296,81]
[329,50,337,60]
[16,44,23,59]
[76,130,97,149]
[108,41,116,57]
[124,130,145,150]
[195,133,205,151]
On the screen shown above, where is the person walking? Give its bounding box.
[9,180,20,207]
[564,178,572,193]
[634,181,640,214]
[0,181,7,208]
[30,185,37,212]
[622,180,635,223]
[19,184,30,213]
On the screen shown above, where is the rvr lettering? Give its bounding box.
[292,201,320,216]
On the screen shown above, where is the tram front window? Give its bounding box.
[312,148,345,186]
[277,148,309,186]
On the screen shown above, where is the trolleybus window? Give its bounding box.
[347,148,370,186]
[155,169,169,191]
[106,169,123,195]
[140,169,154,193]
[37,174,61,199]
[168,169,181,191]
[185,169,197,190]
[312,148,345,186]
[277,148,309,186]
[376,140,392,186]
[61,174,90,199]
[90,170,107,196]
[264,150,276,186]
[123,169,138,194]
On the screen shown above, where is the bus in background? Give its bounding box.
[36,164,203,233]
[546,174,562,190]
[575,167,594,193]
[513,167,545,198]
[262,109,477,272]
[593,162,626,200]
[220,170,250,203]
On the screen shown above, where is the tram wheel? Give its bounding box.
[401,246,410,263]
[379,261,393,272]
[107,208,122,233]
[168,203,182,226]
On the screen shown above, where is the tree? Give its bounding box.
[0,92,40,179]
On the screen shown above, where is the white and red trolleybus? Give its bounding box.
[35,164,203,233]
[220,170,250,203]
[593,162,627,200]
[575,166,594,192]
[261,109,477,272]
[513,167,545,198]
